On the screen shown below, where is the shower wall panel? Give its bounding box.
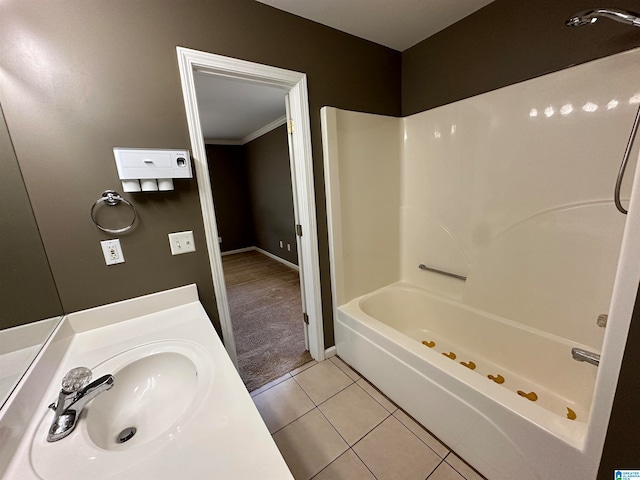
[322,109,402,306]
[402,48,640,348]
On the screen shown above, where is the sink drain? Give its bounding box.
[116,427,137,444]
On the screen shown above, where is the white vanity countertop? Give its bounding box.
[1,285,293,480]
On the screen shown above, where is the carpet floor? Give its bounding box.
[222,250,312,392]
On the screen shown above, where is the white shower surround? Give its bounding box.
[322,47,640,479]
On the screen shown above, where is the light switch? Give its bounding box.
[100,239,125,265]
[168,231,196,255]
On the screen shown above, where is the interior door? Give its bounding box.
[285,93,309,350]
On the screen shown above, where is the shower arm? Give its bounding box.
[566,8,640,27]
[588,8,640,26]
[615,104,640,215]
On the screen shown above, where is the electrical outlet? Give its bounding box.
[100,239,125,265]
[168,230,196,255]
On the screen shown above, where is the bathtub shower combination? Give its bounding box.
[321,47,640,480]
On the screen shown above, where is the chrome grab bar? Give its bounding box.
[615,104,640,215]
[571,347,600,366]
[418,264,467,281]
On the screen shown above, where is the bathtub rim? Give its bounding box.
[358,281,601,351]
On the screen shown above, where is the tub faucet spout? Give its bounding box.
[47,367,114,442]
[571,348,600,366]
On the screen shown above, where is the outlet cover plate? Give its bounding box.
[100,239,125,265]
[168,231,196,255]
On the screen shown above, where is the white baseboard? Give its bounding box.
[220,246,255,256]
[255,247,299,271]
[325,346,337,358]
[221,245,299,271]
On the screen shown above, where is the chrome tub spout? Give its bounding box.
[571,348,600,366]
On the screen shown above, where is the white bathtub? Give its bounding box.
[335,282,599,480]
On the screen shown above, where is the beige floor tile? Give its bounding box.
[294,360,353,405]
[290,360,318,376]
[253,377,315,433]
[250,373,291,397]
[428,461,466,480]
[393,410,449,458]
[353,416,441,480]
[446,453,487,480]
[312,450,376,480]
[273,409,349,480]
[319,383,389,445]
[356,378,398,413]
[329,356,361,381]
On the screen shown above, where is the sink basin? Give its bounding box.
[86,351,198,450]
[30,341,213,480]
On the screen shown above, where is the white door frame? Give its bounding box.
[176,47,325,366]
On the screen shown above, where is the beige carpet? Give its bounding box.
[222,250,312,392]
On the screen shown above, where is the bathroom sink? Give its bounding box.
[85,351,198,450]
[30,341,214,480]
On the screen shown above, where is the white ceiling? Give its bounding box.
[195,72,287,143]
[255,0,495,51]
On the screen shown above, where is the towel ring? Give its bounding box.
[90,190,137,234]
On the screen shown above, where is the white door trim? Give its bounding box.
[176,47,325,366]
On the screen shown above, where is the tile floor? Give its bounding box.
[251,356,487,480]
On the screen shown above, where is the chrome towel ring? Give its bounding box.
[90,190,137,234]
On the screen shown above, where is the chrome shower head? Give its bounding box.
[566,8,640,27]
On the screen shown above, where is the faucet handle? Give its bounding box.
[61,367,93,393]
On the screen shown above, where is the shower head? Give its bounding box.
[566,8,640,27]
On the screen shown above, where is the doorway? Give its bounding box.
[203,111,310,389]
[176,47,324,378]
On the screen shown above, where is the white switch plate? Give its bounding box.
[168,231,196,255]
[100,239,125,265]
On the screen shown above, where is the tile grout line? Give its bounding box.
[315,391,392,449]
[353,379,398,414]
[350,446,382,480]
[250,373,292,398]
[443,452,486,480]
[290,366,355,407]
[269,400,316,436]
[391,410,449,460]
[424,457,447,480]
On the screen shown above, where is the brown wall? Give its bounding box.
[402,0,640,115]
[400,1,640,475]
[0,0,401,341]
[206,144,255,253]
[246,125,298,264]
[0,106,62,329]
[207,127,298,265]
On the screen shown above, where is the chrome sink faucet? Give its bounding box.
[47,367,114,442]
